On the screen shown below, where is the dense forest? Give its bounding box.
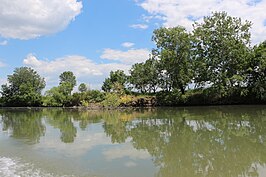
[0,12,265,107]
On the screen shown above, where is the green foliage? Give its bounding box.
[101,93,120,107]
[78,83,88,93]
[102,78,112,93]
[43,87,65,107]
[43,73,77,107]
[129,63,147,93]
[248,41,266,100]
[152,26,193,94]
[192,11,252,93]
[102,70,128,93]
[84,90,105,103]
[101,12,264,105]
[0,67,45,106]
[156,90,182,106]
[59,71,76,95]
[70,90,105,107]
[130,59,160,93]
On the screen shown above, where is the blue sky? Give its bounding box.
[0,0,266,90]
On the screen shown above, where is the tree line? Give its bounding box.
[0,12,265,107]
[102,11,266,105]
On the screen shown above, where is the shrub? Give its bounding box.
[85,90,105,103]
[101,93,120,107]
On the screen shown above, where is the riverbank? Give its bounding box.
[1,90,265,109]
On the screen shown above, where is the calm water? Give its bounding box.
[0,106,266,177]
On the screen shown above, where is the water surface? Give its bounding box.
[1,106,266,177]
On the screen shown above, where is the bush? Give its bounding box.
[101,93,120,107]
[119,95,136,106]
[85,90,105,103]
[68,90,105,107]
[156,90,182,106]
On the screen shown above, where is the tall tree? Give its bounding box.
[0,67,45,106]
[59,71,76,95]
[192,11,252,95]
[152,26,193,94]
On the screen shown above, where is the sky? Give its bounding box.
[0,0,266,91]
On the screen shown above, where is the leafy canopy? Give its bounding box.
[1,67,45,106]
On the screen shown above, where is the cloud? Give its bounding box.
[100,48,150,64]
[23,47,150,90]
[0,0,82,40]
[0,40,8,46]
[0,61,6,67]
[23,54,131,89]
[122,42,135,48]
[130,24,149,29]
[102,143,150,161]
[136,0,266,44]
[35,131,113,157]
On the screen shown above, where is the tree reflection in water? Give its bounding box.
[0,108,45,144]
[0,106,266,177]
[99,107,266,177]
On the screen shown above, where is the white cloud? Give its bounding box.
[130,24,149,29]
[0,40,8,46]
[122,42,135,48]
[35,130,113,157]
[102,143,150,161]
[136,0,266,44]
[0,0,82,40]
[100,48,150,64]
[23,48,150,90]
[23,54,131,89]
[0,61,6,67]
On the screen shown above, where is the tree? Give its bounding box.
[102,70,127,93]
[78,83,88,93]
[248,41,266,100]
[59,71,76,95]
[102,78,112,93]
[1,67,45,106]
[43,71,77,107]
[129,58,160,93]
[152,26,193,94]
[192,12,252,95]
[43,86,66,107]
[130,62,148,93]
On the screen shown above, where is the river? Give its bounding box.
[0,106,266,177]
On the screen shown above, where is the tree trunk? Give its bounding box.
[180,86,185,95]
